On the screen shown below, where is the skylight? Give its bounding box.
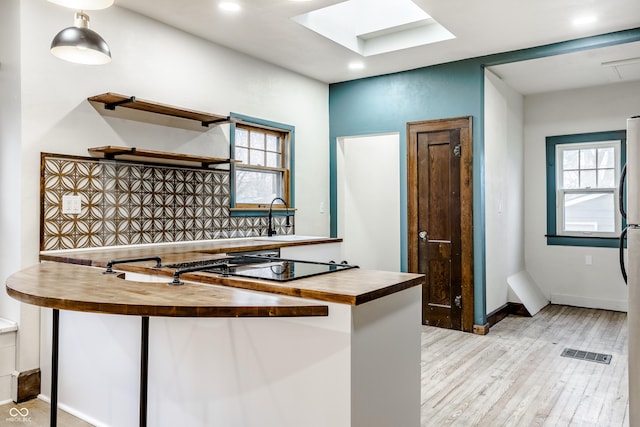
[291,0,455,56]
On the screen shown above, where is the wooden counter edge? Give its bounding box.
[166,269,426,306]
[353,275,426,305]
[5,264,328,318]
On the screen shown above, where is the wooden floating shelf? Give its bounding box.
[88,146,240,168]
[88,92,233,127]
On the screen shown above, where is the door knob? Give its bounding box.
[454,295,462,308]
[418,231,427,241]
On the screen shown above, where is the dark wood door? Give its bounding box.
[418,129,462,328]
[407,117,473,332]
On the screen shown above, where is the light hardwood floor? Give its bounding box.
[422,304,629,426]
[0,305,628,427]
[0,397,91,426]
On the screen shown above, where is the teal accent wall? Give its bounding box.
[328,28,640,327]
[329,59,487,324]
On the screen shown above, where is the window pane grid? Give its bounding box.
[234,124,288,207]
[236,128,283,168]
[555,139,621,237]
[236,128,249,147]
[561,146,617,189]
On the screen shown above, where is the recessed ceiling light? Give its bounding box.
[219,1,241,12]
[573,15,597,26]
[348,61,364,70]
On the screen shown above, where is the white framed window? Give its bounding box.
[555,140,621,237]
[233,123,291,208]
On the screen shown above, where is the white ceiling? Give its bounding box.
[114,0,640,91]
[488,41,640,95]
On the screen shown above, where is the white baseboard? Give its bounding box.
[37,394,108,427]
[550,293,628,312]
[0,318,17,334]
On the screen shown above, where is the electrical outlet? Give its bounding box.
[62,195,82,215]
[585,255,592,265]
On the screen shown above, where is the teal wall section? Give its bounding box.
[329,60,487,324]
[328,28,640,327]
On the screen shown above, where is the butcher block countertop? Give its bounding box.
[172,267,424,305]
[39,237,343,267]
[6,262,329,317]
[12,237,424,315]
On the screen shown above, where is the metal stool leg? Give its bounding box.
[51,309,60,427]
[140,316,149,427]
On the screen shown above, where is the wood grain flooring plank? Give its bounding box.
[421,305,628,427]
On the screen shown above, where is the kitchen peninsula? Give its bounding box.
[7,237,424,427]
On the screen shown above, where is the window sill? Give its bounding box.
[545,234,620,248]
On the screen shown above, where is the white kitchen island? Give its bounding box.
[9,239,424,427]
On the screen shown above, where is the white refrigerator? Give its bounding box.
[624,116,640,425]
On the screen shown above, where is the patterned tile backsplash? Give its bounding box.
[41,154,293,251]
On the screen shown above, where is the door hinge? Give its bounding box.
[453,144,462,158]
[454,295,462,308]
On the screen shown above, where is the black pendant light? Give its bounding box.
[50,11,111,65]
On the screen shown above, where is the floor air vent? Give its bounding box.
[561,348,612,364]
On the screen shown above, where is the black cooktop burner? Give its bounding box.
[164,256,268,270]
[164,259,228,269]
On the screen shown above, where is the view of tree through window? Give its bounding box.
[556,141,620,235]
[234,125,289,207]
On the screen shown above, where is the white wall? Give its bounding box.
[0,0,22,324]
[524,81,640,311]
[0,0,42,403]
[484,71,526,314]
[2,0,330,399]
[19,2,330,244]
[337,134,401,271]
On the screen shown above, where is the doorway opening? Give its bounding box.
[337,133,401,271]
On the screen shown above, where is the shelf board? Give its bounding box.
[88,92,231,127]
[88,146,239,168]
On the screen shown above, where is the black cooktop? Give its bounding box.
[165,255,358,285]
[220,259,357,282]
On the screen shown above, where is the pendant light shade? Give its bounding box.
[48,0,114,10]
[51,11,111,65]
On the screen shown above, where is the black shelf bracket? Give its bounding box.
[105,96,136,111]
[201,159,231,168]
[201,116,231,128]
[104,147,137,160]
